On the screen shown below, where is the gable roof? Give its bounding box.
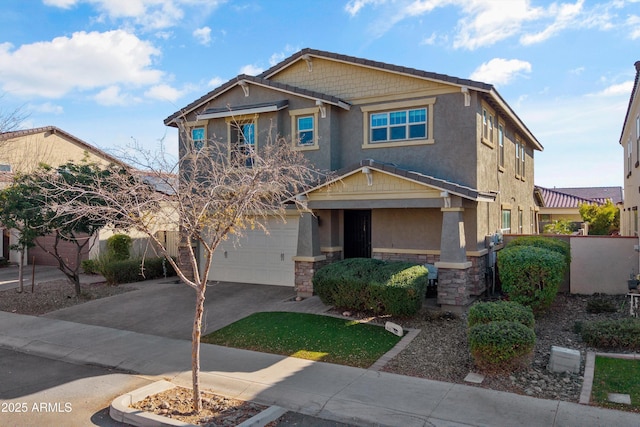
[619,61,640,144]
[164,74,351,126]
[298,159,497,203]
[535,185,623,208]
[165,48,542,151]
[0,126,124,166]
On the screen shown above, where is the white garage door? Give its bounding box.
[208,216,299,286]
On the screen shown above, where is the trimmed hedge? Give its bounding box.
[579,318,640,350]
[505,236,570,269]
[468,320,536,371]
[498,245,564,312]
[101,256,176,285]
[313,258,428,316]
[468,301,534,329]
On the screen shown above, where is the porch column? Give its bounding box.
[293,212,326,298]
[435,206,473,310]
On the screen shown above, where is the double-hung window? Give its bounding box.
[191,127,206,151]
[298,116,314,145]
[482,107,495,146]
[362,98,435,148]
[290,107,320,150]
[636,115,640,166]
[227,116,257,167]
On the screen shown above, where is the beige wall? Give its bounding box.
[570,236,638,294]
[0,130,115,174]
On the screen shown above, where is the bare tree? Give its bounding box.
[0,94,28,134]
[36,121,322,411]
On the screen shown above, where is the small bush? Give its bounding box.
[586,298,617,314]
[579,318,640,350]
[100,256,176,285]
[106,234,132,261]
[468,301,534,329]
[313,258,428,316]
[498,245,564,312]
[506,236,571,268]
[81,259,99,275]
[468,320,536,371]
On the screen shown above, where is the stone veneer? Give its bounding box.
[294,250,342,297]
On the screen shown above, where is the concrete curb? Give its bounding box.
[110,380,288,427]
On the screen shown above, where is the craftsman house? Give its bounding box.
[165,48,543,308]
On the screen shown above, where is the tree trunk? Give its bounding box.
[17,248,24,293]
[191,285,206,412]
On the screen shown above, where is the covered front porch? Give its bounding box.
[292,159,496,310]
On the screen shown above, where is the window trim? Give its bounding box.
[501,208,512,234]
[361,98,435,149]
[290,107,320,151]
[184,120,208,152]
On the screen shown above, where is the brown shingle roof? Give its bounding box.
[535,186,623,208]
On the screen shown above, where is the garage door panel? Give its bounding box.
[208,217,298,286]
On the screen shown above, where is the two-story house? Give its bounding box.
[620,61,640,236]
[165,48,543,309]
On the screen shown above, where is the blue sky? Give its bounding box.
[0,0,638,188]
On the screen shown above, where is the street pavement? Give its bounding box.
[1,266,640,426]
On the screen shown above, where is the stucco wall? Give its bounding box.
[570,236,638,295]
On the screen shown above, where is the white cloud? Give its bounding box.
[469,58,532,86]
[0,30,163,98]
[94,85,135,106]
[208,77,224,87]
[239,64,263,76]
[345,0,383,16]
[31,102,64,114]
[420,32,438,45]
[627,15,640,39]
[144,84,183,102]
[44,0,224,31]
[520,0,584,45]
[589,81,634,97]
[193,26,211,45]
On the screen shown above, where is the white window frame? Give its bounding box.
[501,208,511,234]
[184,120,207,152]
[628,139,633,176]
[361,98,435,149]
[290,107,319,151]
[515,138,521,177]
[481,105,495,148]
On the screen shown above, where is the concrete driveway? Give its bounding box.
[43,279,329,340]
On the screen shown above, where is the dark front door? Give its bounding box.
[344,210,371,258]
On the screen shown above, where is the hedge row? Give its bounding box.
[313,258,428,316]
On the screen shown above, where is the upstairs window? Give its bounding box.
[297,116,314,145]
[370,108,427,143]
[520,143,525,178]
[227,116,257,167]
[515,140,521,176]
[482,108,494,145]
[191,126,205,151]
[636,115,640,164]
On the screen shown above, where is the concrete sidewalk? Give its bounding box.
[0,264,106,291]
[1,311,638,427]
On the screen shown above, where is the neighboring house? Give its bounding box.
[0,126,178,266]
[620,61,640,237]
[535,186,623,233]
[165,48,543,308]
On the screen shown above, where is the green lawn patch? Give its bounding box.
[201,312,402,368]
[592,356,640,411]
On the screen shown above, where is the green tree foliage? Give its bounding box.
[579,200,620,235]
[0,176,46,292]
[543,218,577,235]
[106,233,132,261]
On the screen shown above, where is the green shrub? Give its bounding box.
[106,234,132,261]
[468,320,536,371]
[100,256,176,285]
[468,301,534,329]
[498,245,564,312]
[506,236,571,269]
[81,259,99,275]
[313,258,428,316]
[579,318,640,350]
[586,298,617,314]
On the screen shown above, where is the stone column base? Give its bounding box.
[435,262,475,310]
[293,255,326,298]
